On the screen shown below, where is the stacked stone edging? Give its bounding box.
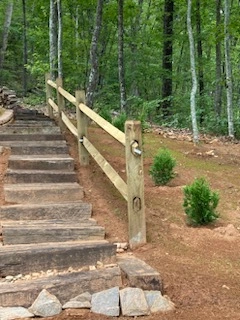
[0,287,175,319]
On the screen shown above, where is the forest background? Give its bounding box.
[0,0,240,140]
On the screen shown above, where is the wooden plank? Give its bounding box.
[0,202,91,221]
[78,103,125,146]
[0,241,116,277]
[83,137,128,200]
[125,121,146,248]
[58,86,76,105]
[2,224,105,244]
[47,79,57,89]
[117,255,163,292]
[61,111,78,137]
[48,98,58,112]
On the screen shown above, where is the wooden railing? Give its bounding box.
[45,74,146,248]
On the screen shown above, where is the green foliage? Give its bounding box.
[112,113,128,132]
[149,148,176,186]
[98,106,112,123]
[183,177,219,226]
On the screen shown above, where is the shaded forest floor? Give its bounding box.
[1,121,240,319]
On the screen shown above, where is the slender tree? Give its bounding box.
[187,0,199,143]
[224,0,234,137]
[49,0,58,80]
[57,0,63,78]
[160,0,174,119]
[86,0,104,108]
[214,0,223,116]
[118,0,127,113]
[22,0,28,95]
[195,0,204,124]
[0,0,14,73]
[129,0,143,97]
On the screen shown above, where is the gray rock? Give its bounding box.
[28,289,62,317]
[120,287,150,316]
[91,286,120,316]
[145,291,175,313]
[63,300,91,309]
[70,292,92,302]
[63,291,92,308]
[0,307,34,320]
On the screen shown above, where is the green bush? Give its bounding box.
[183,177,219,225]
[149,148,176,185]
[112,112,128,132]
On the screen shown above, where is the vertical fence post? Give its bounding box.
[75,90,89,165]
[125,120,146,248]
[45,73,53,118]
[56,77,65,129]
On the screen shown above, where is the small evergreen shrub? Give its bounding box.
[183,177,219,225]
[149,148,176,185]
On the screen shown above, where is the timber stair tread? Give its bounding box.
[2,223,106,245]
[0,201,92,221]
[8,155,75,170]
[1,218,98,227]
[5,168,77,183]
[0,133,64,141]
[4,182,84,204]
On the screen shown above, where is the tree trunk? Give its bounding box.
[214,0,222,116]
[86,0,104,108]
[196,0,204,124]
[129,0,143,97]
[118,0,127,113]
[224,0,234,137]
[187,0,199,144]
[0,0,14,72]
[160,0,174,119]
[49,0,58,80]
[57,0,63,78]
[22,0,28,95]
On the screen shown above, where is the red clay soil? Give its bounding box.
[1,125,240,320]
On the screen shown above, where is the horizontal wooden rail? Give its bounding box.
[48,98,58,112]
[61,111,78,137]
[47,79,57,89]
[79,103,125,146]
[58,87,76,105]
[83,136,128,200]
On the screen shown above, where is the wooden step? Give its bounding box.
[0,202,92,221]
[14,115,52,121]
[11,120,56,126]
[4,183,84,204]
[0,133,64,141]
[0,126,61,134]
[0,266,121,307]
[0,140,69,155]
[0,240,116,277]
[2,220,105,244]
[8,155,75,171]
[5,169,77,183]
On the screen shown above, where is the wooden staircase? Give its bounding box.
[0,108,121,307]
